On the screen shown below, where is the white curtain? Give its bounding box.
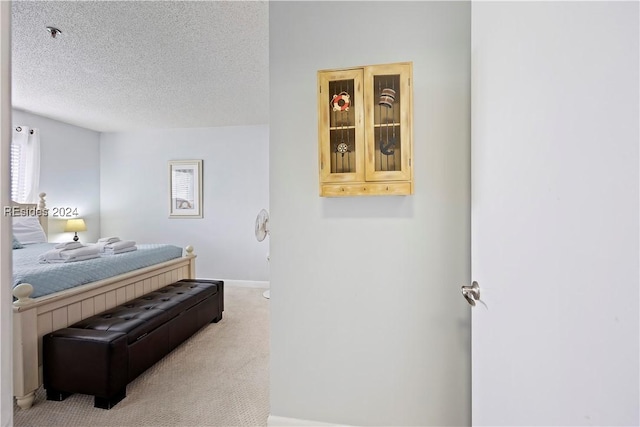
[11,126,40,203]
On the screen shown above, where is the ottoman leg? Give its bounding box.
[94,387,126,410]
[46,389,72,401]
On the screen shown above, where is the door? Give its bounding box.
[471,3,638,426]
[317,68,364,185]
[364,62,412,183]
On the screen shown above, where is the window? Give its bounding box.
[172,168,195,209]
[11,126,40,203]
[11,143,23,201]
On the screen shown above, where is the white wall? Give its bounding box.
[471,2,639,426]
[12,109,101,243]
[1,3,13,426]
[100,125,269,282]
[269,2,470,426]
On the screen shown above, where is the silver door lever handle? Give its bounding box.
[461,281,481,307]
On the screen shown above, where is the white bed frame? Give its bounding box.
[11,193,197,410]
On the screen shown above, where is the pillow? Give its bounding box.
[12,216,47,244]
[12,236,24,249]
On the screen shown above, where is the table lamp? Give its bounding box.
[64,218,87,242]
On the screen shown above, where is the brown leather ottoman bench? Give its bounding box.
[42,279,223,409]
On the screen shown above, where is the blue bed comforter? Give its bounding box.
[13,243,184,298]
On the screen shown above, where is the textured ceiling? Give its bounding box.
[11,1,269,132]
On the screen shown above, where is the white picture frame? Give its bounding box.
[169,159,203,218]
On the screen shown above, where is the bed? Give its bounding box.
[12,193,197,410]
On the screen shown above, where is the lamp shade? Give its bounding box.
[64,218,87,232]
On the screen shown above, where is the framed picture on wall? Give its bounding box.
[169,159,203,218]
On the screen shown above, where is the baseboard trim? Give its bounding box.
[223,279,269,289]
[267,415,352,426]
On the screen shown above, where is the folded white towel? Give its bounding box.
[98,236,120,243]
[39,248,67,261]
[44,253,101,263]
[101,246,137,256]
[54,241,84,250]
[103,240,136,251]
[39,244,101,263]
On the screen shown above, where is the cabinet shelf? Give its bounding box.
[373,123,400,128]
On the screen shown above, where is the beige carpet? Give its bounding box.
[14,286,270,427]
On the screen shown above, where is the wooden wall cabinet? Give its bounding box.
[318,62,413,197]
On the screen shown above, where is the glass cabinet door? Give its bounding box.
[317,69,364,184]
[364,63,412,182]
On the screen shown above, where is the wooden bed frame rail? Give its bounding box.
[11,193,197,410]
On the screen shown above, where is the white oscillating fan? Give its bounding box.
[255,209,270,242]
[254,209,270,299]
